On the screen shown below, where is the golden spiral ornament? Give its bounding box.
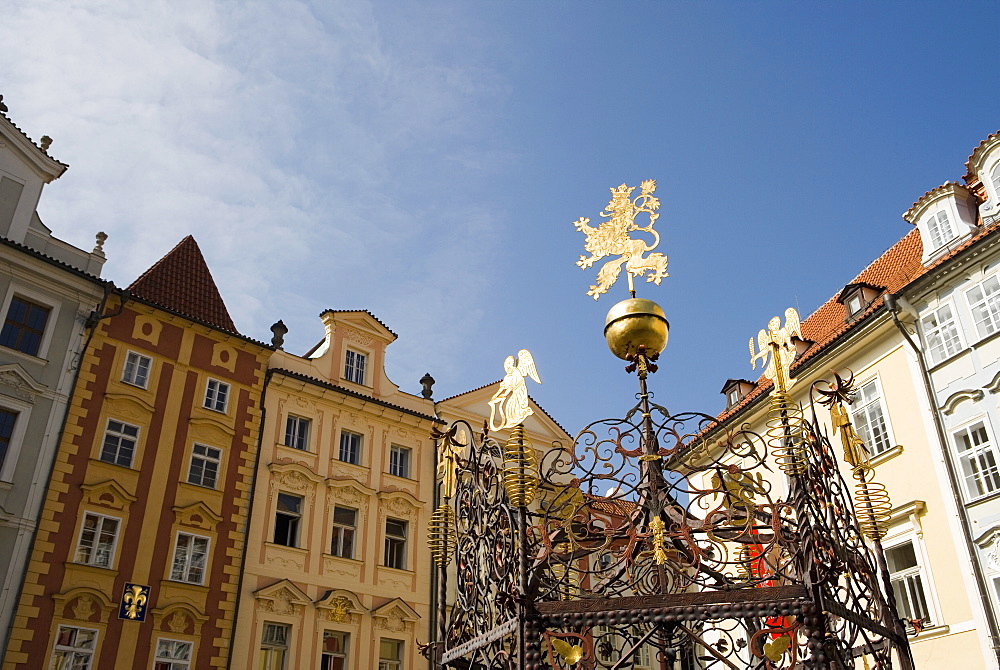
[764,391,810,475]
[427,504,457,567]
[853,467,891,540]
[502,425,539,507]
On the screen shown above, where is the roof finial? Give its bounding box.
[420,372,435,399]
[93,232,107,257]
[40,135,53,152]
[270,320,288,349]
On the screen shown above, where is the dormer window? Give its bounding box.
[721,379,757,409]
[837,283,884,322]
[344,349,367,385]
[903,183,978,265]
[966,132,1000,226]
[926,210,955,251]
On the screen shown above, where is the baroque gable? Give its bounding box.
[81,480,136,511]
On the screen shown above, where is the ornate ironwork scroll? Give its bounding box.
[428,361,914,669]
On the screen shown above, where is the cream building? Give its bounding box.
[697,131,1000,668]
[231,309,439,670]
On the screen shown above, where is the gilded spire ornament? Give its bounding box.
[749,308,802,393]
[574,179,669,300]
[487,349,541,431]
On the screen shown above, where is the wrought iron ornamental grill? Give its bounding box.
[424,182,913,669]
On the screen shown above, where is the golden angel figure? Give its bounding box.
[749,308,802,390]
[488,349,541,431]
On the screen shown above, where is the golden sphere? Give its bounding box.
[603,298,669,360]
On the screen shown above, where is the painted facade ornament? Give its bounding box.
[487,349,541,431]
[167,611,189,634]
[71,596,95,620]
[328,597,351,623]
[574,180,669,299]
[749,308,802,391]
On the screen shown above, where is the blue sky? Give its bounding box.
[2,1,998,437]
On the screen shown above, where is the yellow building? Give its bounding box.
[2,236,272,669]
[232,309,439,670]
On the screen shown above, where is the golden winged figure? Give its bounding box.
[749,308,801,391]
[488,349,541,431]
[574,180,669,299]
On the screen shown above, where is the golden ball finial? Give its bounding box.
[604,298,669,360]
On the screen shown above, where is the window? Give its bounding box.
[100,419,139,467]
[926,209,956,250]
[991,163,1000,201]
[75,512,119,568]
[187,444,221,488]
[846,293,864,316]
[203,379,229,412]
[331,506,357,559]
[0,296,50,356]
[851,379,893,456]
[51,626,98,670]
[389,445,410,478]
[170,532,209,584]
[284,415,310,450]
[260,623,289,670]
[966,274,1000,340]
[153,639,192,670]
[954,420,1000,499]
[921,303,963,365]
[122,351,151,388]
[726,388,740,408]
[0,408,17,473]
[886,541,932,627]
[339,431,362,465]
[321,631,349,670]
[378,639,402,670]
[384,518,407,569]
[274,493,303,547]
[344,350,366,385]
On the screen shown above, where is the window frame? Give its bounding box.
[883,537,935,630]
[920,302,964,366]
[388,444,411,478]
[953,417,1000,501]
[74,511,121,569]
[170,531,210,585]
[850,377,895,457]
[965,271,1000,342]
[338,430,363,466]
[51,625,99,670]
[0,292,53,358]
[284,415,311,451]
[0,396,30,483]
[274,492,304,548]
[330,506,357,559]
[321,630,349,670]
[122,350,152,389]
[152,637,193,670]
[187,443,222,489]
[203,378,230,413]
[925,208,957,251]
[378,638,403,670]
[343,349,367,386]
[260,622,290,670]
[99,418,140,468]
[383,517,408,570]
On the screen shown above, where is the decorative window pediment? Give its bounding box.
[81,480,136,511]
[253,579,311,617]
[52,587,115,622]
[103,393,156,421]
[150,603,209,636]
[0,363,44,401]
[377,490,422,519]
[172,501,222,530]
[372,598,420,633]
[326,480,375,508]
[904,183,979,264]
[315,589,367,624]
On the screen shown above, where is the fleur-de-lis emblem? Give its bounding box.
[123,584,148,620]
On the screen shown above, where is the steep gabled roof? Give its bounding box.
[127,236,237,333]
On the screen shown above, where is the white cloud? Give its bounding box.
[1,0,511,390]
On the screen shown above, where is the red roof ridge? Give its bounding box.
[127,235,237,333]
[966,130,1000,175]
[903,182,969,223]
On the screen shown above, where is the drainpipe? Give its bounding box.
[227,366,273,670]
[884,292,1000,664]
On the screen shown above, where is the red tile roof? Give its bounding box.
[127,236,237,333]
